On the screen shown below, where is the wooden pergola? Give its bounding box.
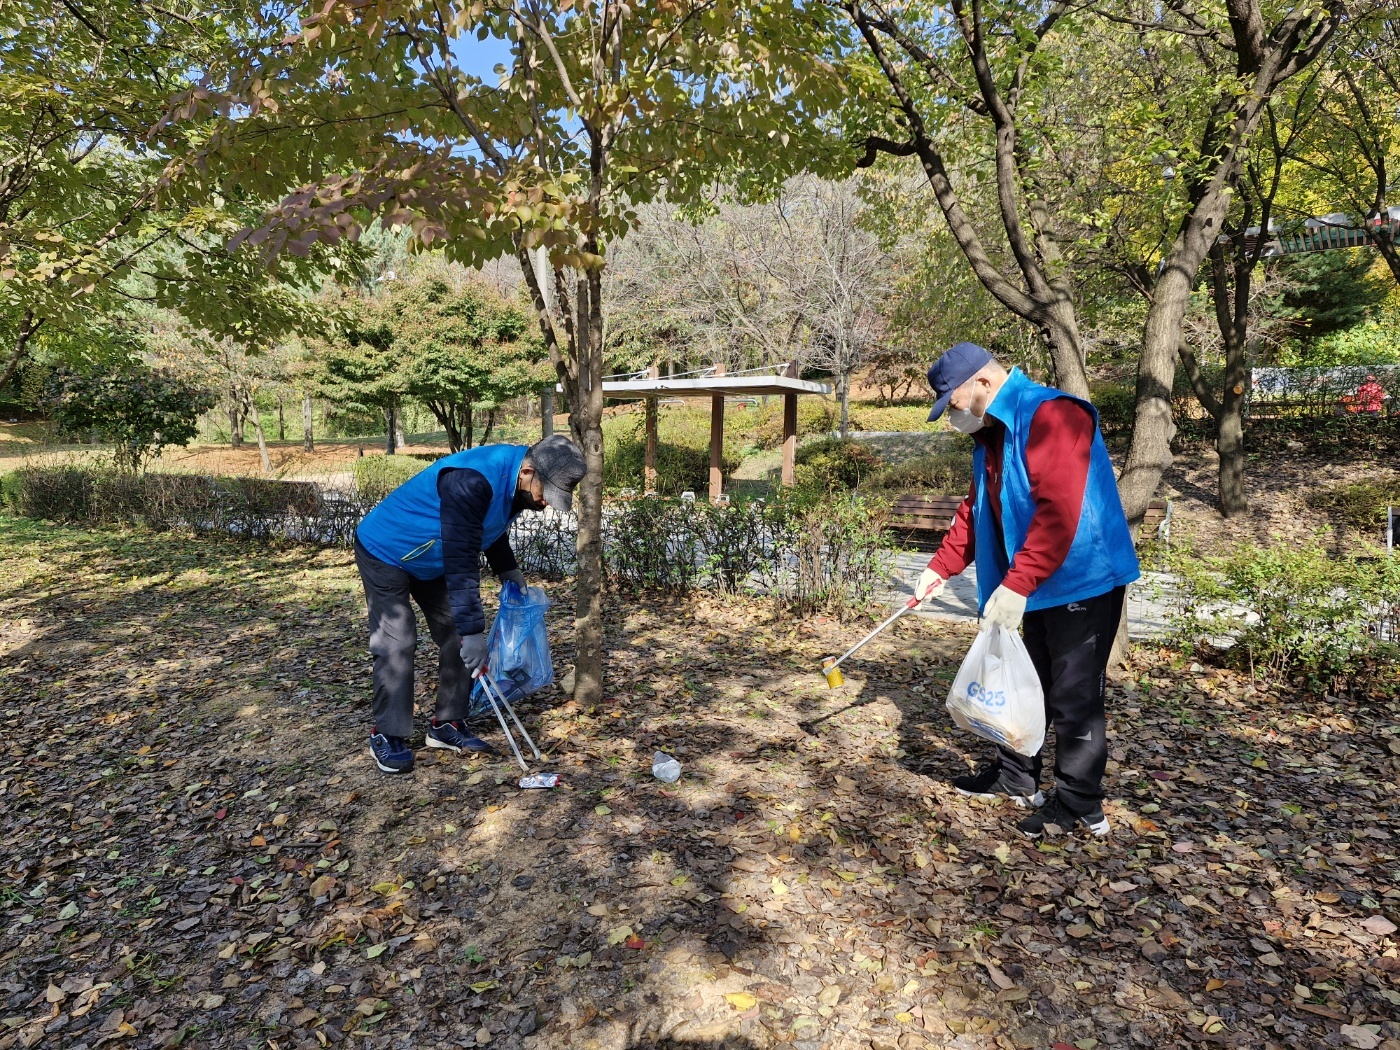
[557,363,833,502]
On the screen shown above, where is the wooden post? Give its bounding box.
[781,392,798,487]
[541,389,554,438]
[709,363,726,503]
[644,396,658,494]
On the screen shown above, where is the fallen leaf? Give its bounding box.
[366,944,387,958]
[1360,915,1397,937]
[1339,1024,1383,1049]
[624,934,645,950]
[984,962,1014,990]
[724,992,757,1010]
[1066,923,1093,939]
[606,925,634,946]
[594,805,611,816]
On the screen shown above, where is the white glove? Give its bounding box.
[914,567,946,603]
[982,585,1027,632]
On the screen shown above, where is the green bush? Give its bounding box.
[1090,381,1136,441]
[602,409,742,494]
[354,455,429,502]
[861,451,971,496]
[1306,480,1400,533]
[753,398,838,449]
[846,402,941,434]
[1170,539,1400,696]
[2,467,353,544]
[604,491,893,615]
[792,438,884,492]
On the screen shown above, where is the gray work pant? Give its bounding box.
[354,539,473,738]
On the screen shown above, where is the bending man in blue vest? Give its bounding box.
[914,343,1140,837]
[354,435,586,774]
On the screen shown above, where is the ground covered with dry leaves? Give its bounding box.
[2,515,1399,1050]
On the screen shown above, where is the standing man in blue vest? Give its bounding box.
[354,435,586,773]
[913,343,1140,837]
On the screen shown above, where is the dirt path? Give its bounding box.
[1,518,1399,1050]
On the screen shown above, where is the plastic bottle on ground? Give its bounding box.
[652,752,681,783]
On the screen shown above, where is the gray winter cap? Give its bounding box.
[527,435,586,512]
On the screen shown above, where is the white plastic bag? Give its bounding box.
[946,624,1046,757]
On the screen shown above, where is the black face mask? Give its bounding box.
[513,487,545,514]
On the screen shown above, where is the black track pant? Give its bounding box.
[994,586,1125,816]
[355,539,473,738]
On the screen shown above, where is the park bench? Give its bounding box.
[1141,498,1172,546]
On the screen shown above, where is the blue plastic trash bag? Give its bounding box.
[469,581,553,717]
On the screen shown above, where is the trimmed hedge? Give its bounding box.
[354,455,430,502]
[2,467,360,545]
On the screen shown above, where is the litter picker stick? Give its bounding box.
[472,666,529,772]
[821,597,919,686]
[480,671,542,764]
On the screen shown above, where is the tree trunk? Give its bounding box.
[229,397,243,448]
[572,264,607,708]
[1217,399,1247,516]
[302,394,314,452]
[384,404,397,456]
[395,410,406,451]
[277,397,285,441]
[252,411,271,473]
[465,403,474,449]
[0,312,42,390]
[838,372,851,439]
[480,408,497,446]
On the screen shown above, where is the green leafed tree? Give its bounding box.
[45,364,214,473]
[384,275,549,452]
[0,1,343,389]
[163,0,851,704]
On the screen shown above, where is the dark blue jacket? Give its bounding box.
[972,369,1140,612]
[356,444,528,636]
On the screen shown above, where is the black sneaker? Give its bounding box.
[426,719,494,754]
[369,730,414,774]
[1016,794,1110,838]
[952,763,1044,809]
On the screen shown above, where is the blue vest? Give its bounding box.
[972,369,1140,612]
[355,444,529,580]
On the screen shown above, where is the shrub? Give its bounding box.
[2,467,354,545]
[1090,381,1136,441]
[603,492,893,616]
[793,438,884,492]
[845,402,941,434]
[760,492,893,616]
[1306,480,1400,533]
[354,455,429,502]
[861,451,972,496]
[753,398,838,449]
[45,366,214,471]
[1170,539,1400,696]
[602,410,742,494]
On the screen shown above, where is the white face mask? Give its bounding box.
[947,406,985,434]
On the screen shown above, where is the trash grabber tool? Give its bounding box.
[820,596,920,687]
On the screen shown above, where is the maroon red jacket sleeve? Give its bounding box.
[928,475,976,581]
[1002,398,1094,597]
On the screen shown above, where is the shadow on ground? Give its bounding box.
[1,514,1398,1050]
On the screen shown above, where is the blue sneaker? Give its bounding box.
[426,719,494,755]
[369,730,414,773]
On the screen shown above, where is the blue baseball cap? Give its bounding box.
[926,342,995,421]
